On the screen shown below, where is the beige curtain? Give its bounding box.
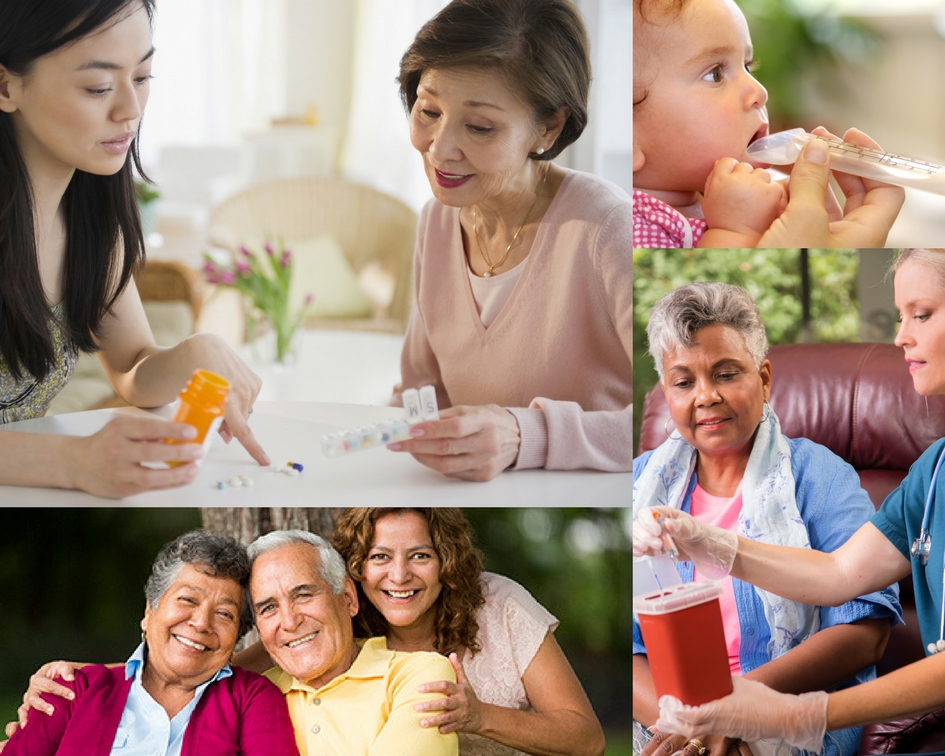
[340,0,448,212]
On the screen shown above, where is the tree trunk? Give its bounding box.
[200,508,344,545]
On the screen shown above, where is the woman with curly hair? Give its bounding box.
[10,509,605,756]
[330,508,605,756]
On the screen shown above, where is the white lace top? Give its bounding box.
[459,572,559,756]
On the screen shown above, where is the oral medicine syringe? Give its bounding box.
[747,128,945,195]
[321,385,439,457]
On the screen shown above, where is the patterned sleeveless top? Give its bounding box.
[0,303,79,424]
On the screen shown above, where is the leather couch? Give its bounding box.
[637,342,945,754]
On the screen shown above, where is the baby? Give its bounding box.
[632,0,881,248]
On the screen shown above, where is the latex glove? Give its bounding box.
[633,506,738,579]
[657,677,828,752]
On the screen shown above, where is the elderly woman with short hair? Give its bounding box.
[632,282,899,756]
[388,0,632,481]
[2,531,298,756]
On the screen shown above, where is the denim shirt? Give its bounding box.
[633,437,902,756]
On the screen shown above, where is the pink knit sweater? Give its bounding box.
[393,170,631,471]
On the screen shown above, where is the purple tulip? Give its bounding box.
[304,293,314,306]
[202,261,219,274]
[239,245,252,257]
[220,271,237,285]
[264,241,275,256]
[236,261,251,275]
[280,250,292,268]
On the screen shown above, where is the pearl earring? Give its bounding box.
[536,147,545,155]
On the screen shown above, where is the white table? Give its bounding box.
[0,402,631,505]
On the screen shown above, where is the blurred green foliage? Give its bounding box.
[737,0,879,127]
[632,249,860,447]
[0,508,629,739]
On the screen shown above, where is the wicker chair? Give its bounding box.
[207,177,418,333]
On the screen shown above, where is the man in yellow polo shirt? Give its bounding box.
[247,529,458,756]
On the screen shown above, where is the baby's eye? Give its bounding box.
[702,66,724,84]
[745,59,759,74]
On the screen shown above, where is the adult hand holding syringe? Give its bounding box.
[749,127,945,194]
[633,506,739,580]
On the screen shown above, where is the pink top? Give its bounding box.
[691,483,743,674]
[393,169,632,471]
[632,189,707,248]
[5,664,298,756]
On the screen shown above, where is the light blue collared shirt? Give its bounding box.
[110,642,232,756]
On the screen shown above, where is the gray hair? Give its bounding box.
[247,530,348,595]
[890,249,945,286]
[144,530,253,639]
[647,282,768,379]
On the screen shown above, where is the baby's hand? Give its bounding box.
[703,158,784,237]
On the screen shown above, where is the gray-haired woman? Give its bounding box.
[2,531,298,755]
[632,283,899,756]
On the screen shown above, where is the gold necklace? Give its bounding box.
[473,170,548,278]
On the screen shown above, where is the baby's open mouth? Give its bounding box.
[748,124,768,148]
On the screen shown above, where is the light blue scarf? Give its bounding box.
[633,408,820,659]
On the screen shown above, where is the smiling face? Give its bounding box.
[140,563,242,690]
[633,0,768,201]
[661,323,771,461]
[895,258,945,395]
[361,511,443,639]
[410,66,556,211]
[0,1,153,181]
[250,542,359,689]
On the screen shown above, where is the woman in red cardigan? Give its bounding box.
[2,531,297,756]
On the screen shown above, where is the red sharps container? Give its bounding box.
[633,581,733,706]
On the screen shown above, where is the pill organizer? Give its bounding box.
[321,386,440,457]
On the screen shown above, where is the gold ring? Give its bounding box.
[686,739,707,756]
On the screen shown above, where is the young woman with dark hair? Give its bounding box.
[0,0,268,498]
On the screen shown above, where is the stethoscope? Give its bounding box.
[911,446,945,654]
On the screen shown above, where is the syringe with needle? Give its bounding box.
[652,510,679,561]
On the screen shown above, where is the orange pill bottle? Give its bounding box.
[167,369,230,466]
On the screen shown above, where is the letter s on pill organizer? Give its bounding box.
[321,385,440,458]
